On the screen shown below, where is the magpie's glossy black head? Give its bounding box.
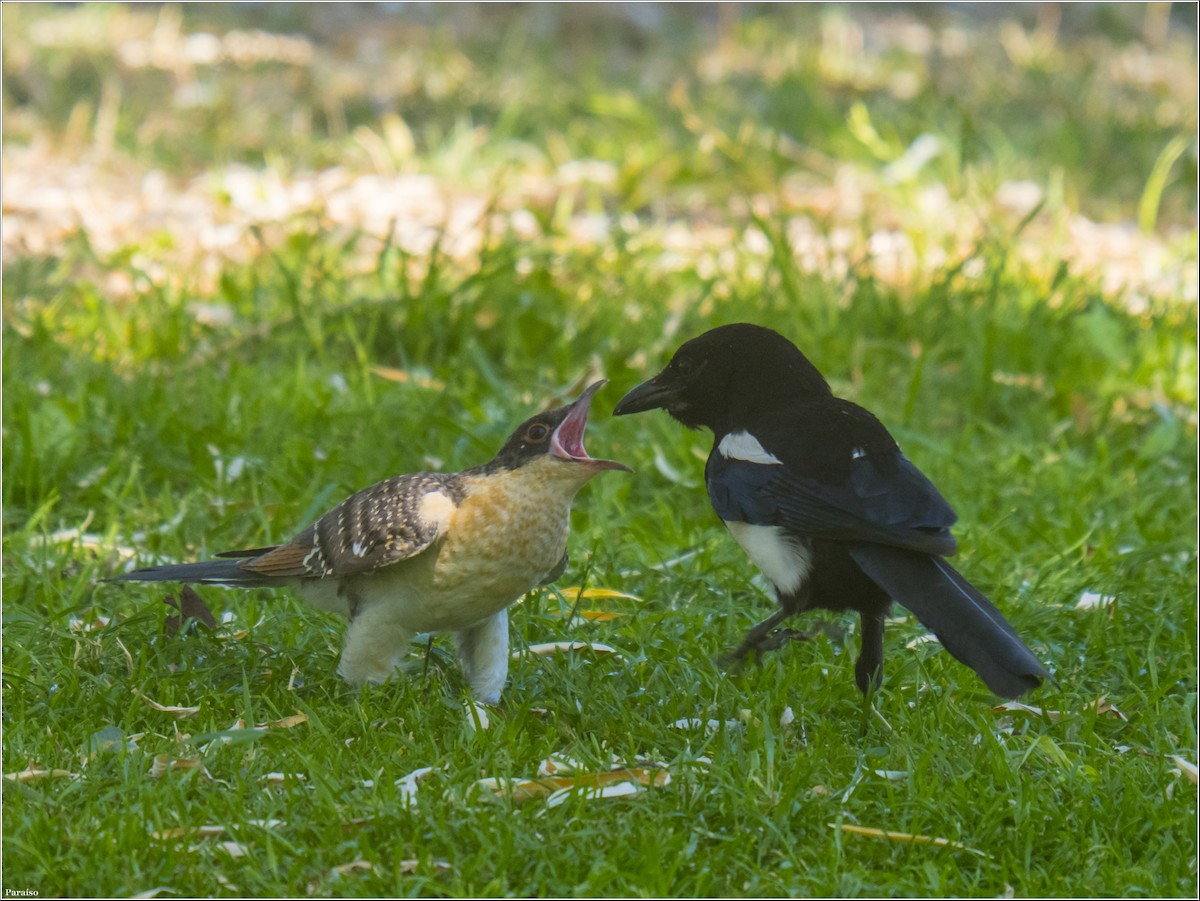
[613,323,830,433]
[491,381,631,472]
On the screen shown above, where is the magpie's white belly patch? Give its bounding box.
[725,522,813,595]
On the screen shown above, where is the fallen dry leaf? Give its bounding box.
[191,840,248,859]
[332,860,377,876]
[537,755,588,777]
[152,819,285,841]
[148,753,228,786]
[257,712,309,730]
[5,764,80,782]
[1086,697,1128,722]
[514,641,621,659]
[992,701,1061,722]
[135,689,201,718]
[1168,756,1198,784]
[398,858,452,874]
[163,586,218,636]
[262,772,307,784]
[831,823,988,858]
[475,766,670,803]
[368,366,445,390]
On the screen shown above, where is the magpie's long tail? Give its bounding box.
[104,558,269,587]
[848,542,1050,698]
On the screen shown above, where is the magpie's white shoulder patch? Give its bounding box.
[718,431,783,465]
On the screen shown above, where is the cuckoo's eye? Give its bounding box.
[525,423,550,442]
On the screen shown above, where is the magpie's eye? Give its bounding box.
[526,423,550,442]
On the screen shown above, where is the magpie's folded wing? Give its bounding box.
[706,451,958,556]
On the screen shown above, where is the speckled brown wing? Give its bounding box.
[240,474,466,580]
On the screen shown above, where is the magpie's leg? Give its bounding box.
[854,612,885,695]
[720,606,793,665]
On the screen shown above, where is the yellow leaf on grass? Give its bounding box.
[830,823,988,858]
[368,366,445,390]
[546,609,629,621]
[556,587,643,603]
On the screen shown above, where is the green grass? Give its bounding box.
[3,4,1197,898]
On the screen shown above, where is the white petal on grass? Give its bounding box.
[671,718,743,733]
[779,706,796,727]
[872,770,909,781]
[261,772,307,784]
[545,780,642,808]
[394,765,439,807]
[1169,756,1198,784]
[514,641,622,659]
[905,633,941,649]
[464,701,491,732]
[1076,591,1116,610]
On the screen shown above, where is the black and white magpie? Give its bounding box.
[613,323,1049,698]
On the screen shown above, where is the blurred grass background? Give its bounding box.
[3,3,1197,898]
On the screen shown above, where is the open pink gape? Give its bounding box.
[551,381,631,471]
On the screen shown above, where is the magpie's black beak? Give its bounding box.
[613,374,680,416]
